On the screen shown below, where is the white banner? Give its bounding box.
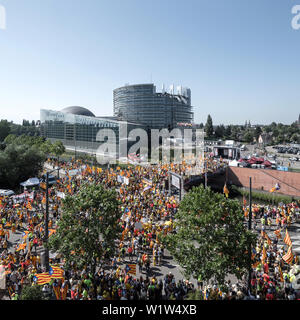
[171,175,180,189]
[123,177,129,185]
[68,169,79,176]
[56,191,65,199]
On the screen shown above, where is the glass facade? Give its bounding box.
[113,84,194,129]
[40,109,141,156]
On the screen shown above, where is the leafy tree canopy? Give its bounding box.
[163,185,257,286]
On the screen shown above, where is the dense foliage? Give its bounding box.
[164,185,257,285]
[0,133,65,189]
[48,183,122,276]
[205,116,300,144]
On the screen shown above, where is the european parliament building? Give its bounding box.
[40,106,141,156]
[113,83,194,129]
[40,83,195,155]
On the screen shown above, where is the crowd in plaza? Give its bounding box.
[0,157,299,300]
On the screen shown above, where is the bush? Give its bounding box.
[20,285,45,300]
[230,185,294,205]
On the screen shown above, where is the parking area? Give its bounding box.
[239,144,300,170]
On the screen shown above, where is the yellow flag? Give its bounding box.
[223,184,229,198]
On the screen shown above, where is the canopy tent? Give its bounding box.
[20,178,40,187]
[247,157,259,164]
[256,157,265,163]
[262,160,272,167]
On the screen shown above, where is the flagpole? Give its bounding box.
[44,172,50,272]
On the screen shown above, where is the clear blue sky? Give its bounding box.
[0,0,299,125]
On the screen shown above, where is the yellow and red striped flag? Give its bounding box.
[274,229,282,239]
[52,284,61,300]
[282,246,293,264]
[126,264,136,275]
[33,272,52,285]
[261,246,267,264]
[60,283,68,300]
[26,202,32,210]
[283,230,292,247]
[49,265,64,280]
[278,265,284,282]
[16,243,27,252]
[262,231,272,246]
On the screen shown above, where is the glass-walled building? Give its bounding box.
[40,107,141,157]
[113,83,194,129]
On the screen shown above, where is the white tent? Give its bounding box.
[229,159,239,167]
[20,177,40,187]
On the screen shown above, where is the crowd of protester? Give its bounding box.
[0,157,299,300]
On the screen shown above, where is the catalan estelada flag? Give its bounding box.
[33,272,52,285]
[125,264,136,275]
[52,283,61,300]
[49,265,64,280]
[283,230,292,247]
[282,246,293,264]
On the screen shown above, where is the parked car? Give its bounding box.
[0,189,15,197]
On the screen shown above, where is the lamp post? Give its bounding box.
[248,177,252,291]
[43,167,60,272]
[204,159,207,188]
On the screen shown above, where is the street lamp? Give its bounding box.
[43,167,60,272]
[247,177,252,291]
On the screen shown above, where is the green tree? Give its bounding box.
[40,140,53,155]
[163,185,256,286]
[214,125,225,139]
[254,126,262,141]
[204,115,214,139]
[50,140,65,161]
[243,131,253,143]
[291,133,300,143]
[20,285,45,300]
[224,125,232,139]
[0,120,11,142]
[48,182,122,295]
[0,143,46,189]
